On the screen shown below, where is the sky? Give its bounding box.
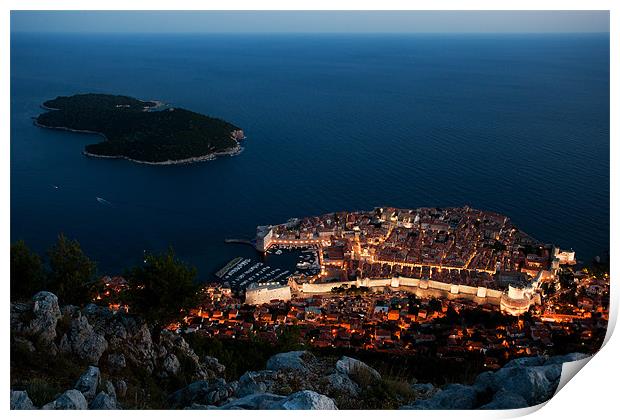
[10,11,610,34]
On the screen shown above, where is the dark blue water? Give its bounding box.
[11,33,609,279]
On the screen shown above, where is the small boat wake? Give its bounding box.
[96,196,113,206]
[50,184,60,190]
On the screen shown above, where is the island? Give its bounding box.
[35,94,245,164]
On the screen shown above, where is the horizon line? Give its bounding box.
[10,30,611,35]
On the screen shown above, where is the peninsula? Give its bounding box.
[35,94,245,164]
[236,206,578,315]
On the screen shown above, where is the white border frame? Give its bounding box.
[3,2,617,419]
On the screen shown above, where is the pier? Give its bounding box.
[224,238,256,247]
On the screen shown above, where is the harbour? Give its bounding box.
[216,245,321,292]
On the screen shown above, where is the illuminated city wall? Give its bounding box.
[245,284,292,305]
[297,275,537,315]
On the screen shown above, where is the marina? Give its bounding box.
[215,257,291,291]
[216,246,321,291]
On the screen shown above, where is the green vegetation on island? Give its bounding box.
[36,94,244,164]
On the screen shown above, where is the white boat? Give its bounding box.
[96,197,112,206]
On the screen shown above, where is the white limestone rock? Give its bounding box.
[278,390,338,410]
[11,390,35,410]
[403,384,478,410]
[266,351,316,373]
[42,389,88,410]
[74,366,101,401]
[89,392,120,410]
[323,373,360,397]
[335,356,381,383]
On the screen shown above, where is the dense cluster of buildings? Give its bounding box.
[253,206,576,315]
[93,206,607,369]
[165,272,607,362]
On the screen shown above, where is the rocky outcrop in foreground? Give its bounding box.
[401,353,589,410]
[168,350,377,409]
[11,391,35,410]
[11,292,222,381]
[11,292,589,410]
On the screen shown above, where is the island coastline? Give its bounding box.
[81,144,244,166]
[35,120,244,166]
[33,120,107,139]
[34,94,244,165]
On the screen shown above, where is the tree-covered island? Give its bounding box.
[35,94,245,164]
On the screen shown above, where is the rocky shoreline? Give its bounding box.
[34,120,245,166]
[82,144,244,166]
[33,120,107,139]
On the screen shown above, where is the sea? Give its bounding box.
[10,33,610,279]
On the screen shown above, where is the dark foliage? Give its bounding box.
[122,248,198,328]
[186,326,305,380]
[11,240,46,300]
[47,234,97,305]
[340,377,414,409]
[10,337,88,407]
